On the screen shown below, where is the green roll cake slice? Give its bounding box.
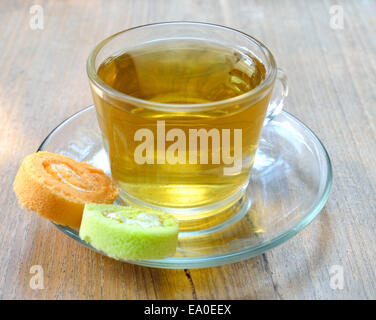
[79,203,179,260]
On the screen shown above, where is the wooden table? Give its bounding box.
[1,0,375,300]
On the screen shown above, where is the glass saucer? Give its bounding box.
[38,105,332,269]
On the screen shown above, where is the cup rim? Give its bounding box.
[87,21,277,111]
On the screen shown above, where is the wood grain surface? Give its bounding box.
[1,0,375,300]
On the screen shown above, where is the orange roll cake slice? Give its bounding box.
[13,151,119,229]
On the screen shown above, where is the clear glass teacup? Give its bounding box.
[87,22,287,232]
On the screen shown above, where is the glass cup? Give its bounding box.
[87,22,288,233]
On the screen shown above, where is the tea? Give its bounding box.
[98,40,265,103]
[93,39,271,210]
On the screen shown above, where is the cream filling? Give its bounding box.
[50,163,93,193]
[103,211,162,228]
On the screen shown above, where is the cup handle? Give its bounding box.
[264,68,288,125]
